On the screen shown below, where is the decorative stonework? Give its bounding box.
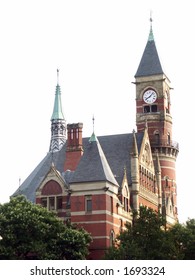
[49,119,66,152]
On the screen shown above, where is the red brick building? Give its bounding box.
[12,22,179,259]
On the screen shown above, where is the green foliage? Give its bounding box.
[0,196,91,259]
[105,207,195,260]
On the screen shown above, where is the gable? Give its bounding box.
[139,129,155,173]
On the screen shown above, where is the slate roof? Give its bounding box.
[12,132,144,202]
[70,135,119,186]
[12,144,67,203]
[135,29,163,78]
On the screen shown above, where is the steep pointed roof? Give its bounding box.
[70,133,119,186]
[135,21,163,78]
[51,69,65,120]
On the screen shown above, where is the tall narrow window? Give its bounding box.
[85,196,92,212]
[110,230,115,246]
[57,196,63,210]
[110,196,113,214]
[41,198,47,208]
[167,133,171,145]
[76,128,79,139]
[71,129,74,139]
[49,197,55,210]
[154,132,160,145]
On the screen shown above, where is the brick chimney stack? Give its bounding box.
[64,123,83,171]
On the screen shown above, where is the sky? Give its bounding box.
[0,0,194,224]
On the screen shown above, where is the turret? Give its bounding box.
[49,69,66,152]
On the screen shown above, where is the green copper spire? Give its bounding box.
[51,69,65,120]
[49,69,66,152]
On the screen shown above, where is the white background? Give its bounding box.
[0,0,194,223]
[0,260,195,279]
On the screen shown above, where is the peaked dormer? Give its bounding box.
[70,132,118,186]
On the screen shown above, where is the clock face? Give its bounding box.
[143,89,157,104]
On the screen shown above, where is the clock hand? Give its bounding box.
[146,93,153,100]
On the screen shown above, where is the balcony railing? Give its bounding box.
[150,139,179,151]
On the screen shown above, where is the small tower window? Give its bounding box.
[143,105,158,113]
[154,132,160,145]
[144,106,150,113]
[151,105,157,112]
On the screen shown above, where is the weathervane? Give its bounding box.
[57,69,60,85]
[150,10,153,25]
[92,115,95,133]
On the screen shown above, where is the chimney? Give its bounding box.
[64,123,83,171]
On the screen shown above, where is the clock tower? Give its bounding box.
[134,19,179,224]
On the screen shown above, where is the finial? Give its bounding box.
[89,115,97,142]
[57,69,60,85]
[148,11,154,42]
[92,115,95,133]
[150,10,153,26]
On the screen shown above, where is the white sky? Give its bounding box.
[0,0,194,223]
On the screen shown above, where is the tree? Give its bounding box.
[0,196,91,259]
[105,207,168,260]
[168,218,195,260]
[105,207,195,260]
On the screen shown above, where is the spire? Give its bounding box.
[135,15,164,78]
[51,69,65,120]
[49,70,66,152]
